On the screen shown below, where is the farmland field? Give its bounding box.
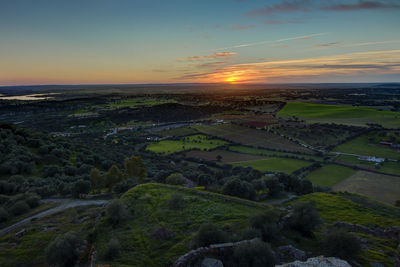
[305,164,357,187]
[107,98,175,109]
[146,134,228,154]
[333,133,400,160]
[231,158,312,174]
[186,149,265,163]
[334,154,400,176]
[229,145,322,161]
[193,124,313,154]
[278,102,400,128]
[332,171,400,205]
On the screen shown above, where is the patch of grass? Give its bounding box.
[305,164,356,187]
[146,134,228,154]
[107,98,175,109]
[333,133,400,160]
[332,170,400,206]
[278,102,400,128]
[231,158,312,174]
[94,183,268,266]
[186,149,265,163]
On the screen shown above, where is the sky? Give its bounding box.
[1,0,400,85]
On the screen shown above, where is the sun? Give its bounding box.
[225,75,239,83]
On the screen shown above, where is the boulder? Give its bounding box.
[201,258,224,267]
[275,256,351,267]
[277,245,307,261]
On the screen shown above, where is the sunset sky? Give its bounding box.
[1,0,400,85]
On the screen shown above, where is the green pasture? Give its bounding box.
[305,164,356,187]
[231,158,312,174]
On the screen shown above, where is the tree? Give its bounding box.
[46,231,82,267]
[102,237,121,260]
[10,200,30,216]
[232,239,276,267]
[72,180,91,198]
[90,168,103,193]
[249,210,281,242]
[105,165,124,191]
[264,178,283,197]
[322,230,361,260]
[165,173,186,186]
[222,178,256,200]
[290,202,321,235]
[124,156,146,184]
[106,199,131,225]
[193,223,227,248]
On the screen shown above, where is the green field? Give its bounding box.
[333,133,400,160]
[146,134,228,154]
[305,164,356,187]
[94,183,267,266]
[278,102,400,128]
[193,124,313,154]
[186,149,265,163]
[332,171,400,206]
[231,158,312,174]
[229,145,322,161]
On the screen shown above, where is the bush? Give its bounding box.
[232,239,276,267]
[25,193,40,208]
[289,202,321,235]
[106,199,131,225]
[0,207,9,222]
[72,180,91,198]
[322,230,361,260]
[193,223,227,248]
[45,231,82,267]
[249,210,280,242]
[166,192,184,209]
[102,237,121,260]
[165,173,186,186]
[9,200,30,216]
[222,178,256,200]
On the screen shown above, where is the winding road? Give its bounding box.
[0,199,109,237]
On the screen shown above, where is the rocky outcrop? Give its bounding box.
[172,238,258,267]
[335,221,400,240]
[275,256,351,267]
[201,258,223,267]
[277,245,307,261]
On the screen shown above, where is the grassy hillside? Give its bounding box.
[278,102,400,128]
[94,183,268,266]
[288,192,400,266]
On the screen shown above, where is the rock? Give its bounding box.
[275,256,351,267]
[277,245,307,261]
[201,258,224,267]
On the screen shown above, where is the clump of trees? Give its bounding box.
[106,199,131,225]
[45,231,83,267]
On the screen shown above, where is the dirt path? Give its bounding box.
[0,199,109,237]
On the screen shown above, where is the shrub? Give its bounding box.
[322,230,361,260]
[0,207,9,222]
[193,223,227,248]
[106,199,131,225]
[289,202,321,235]
[165,173,186,186]
[102,237,121,260]
[9,200,30,216]
[232,239,276,267]
[45,231,82,267]
[72,180,91,198]
[249,210,280,242]
[222,178,256,200]
[166,192,184,209]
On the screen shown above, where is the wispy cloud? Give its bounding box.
[178,49,400,83]
[313,40,400,48]
[247,0,310,16]
[215,32,327,50]
[314,42,344,47]
[178,52,236,61]
[322,1,400,11]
